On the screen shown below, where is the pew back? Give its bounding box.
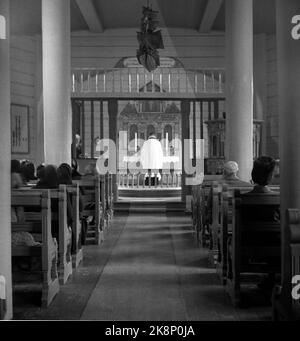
[11,190,59,307]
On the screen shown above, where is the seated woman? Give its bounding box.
[35,164,58,189]
[11,159,23,189]
[244,156,279,221]
[248,156,277,194]
[20,160,37,184]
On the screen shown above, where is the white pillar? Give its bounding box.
[225,0,253,181]
[42,0,71,165]
[276,0,300,316]
[0,0,12,319]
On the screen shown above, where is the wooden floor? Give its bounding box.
[13,212,272,321]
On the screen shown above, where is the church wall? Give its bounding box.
[266,34,279,159]
[71,28,226,70]
[10,36,37,162]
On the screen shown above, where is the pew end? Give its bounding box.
[11,190,60,308]
[272,208,300,321]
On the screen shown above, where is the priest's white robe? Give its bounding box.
[140,137,164,174]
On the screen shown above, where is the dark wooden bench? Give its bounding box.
[104,173,114,225]
[67,183,83,268]
[272,208,300,321]
[74,176,104,244]
[225,190,281,306]
[11,190,60,307]
[215,183,253,279]
[14,186,73,284]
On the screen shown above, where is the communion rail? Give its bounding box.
[71,67,225,95]
[118,170,182,189]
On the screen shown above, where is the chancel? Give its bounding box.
[1,0,300,323]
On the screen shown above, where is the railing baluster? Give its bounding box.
[129,72,132,93]
[87,72,90,92]
[219,71,222,93]
[103,71,106,93]
[95,73,98,92]
[137,73,140,92]
[168,72,171,93]
[160,72,163,92]
[195,72,198,93]
[211,71,215,93]
[203,72,207,93]
[151,73,154,92]
[72,73,75,92]
[80,73,84,92]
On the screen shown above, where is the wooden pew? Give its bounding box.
[194,181,214,247]
[272,208,300,321]
[191,185,200,239]
[226,190,281,306]
[11,190,60,307]
[74,176,104,244]
[67,183,83,268]
[15,183,83,269]
[104,173,112,226]
[216,184,280,284]
[15,186,73,284]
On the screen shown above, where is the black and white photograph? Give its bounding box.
[0,0,300,327]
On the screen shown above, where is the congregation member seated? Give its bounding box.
[245,156,280,293]
[35,165,58,189]
[221,161,250,186]
[36,164,45,182]
[20,160,37,184]
[248,156,278,195]
[71,159,82,179]
[11,159,23,189]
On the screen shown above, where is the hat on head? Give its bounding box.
[223,161,239,174]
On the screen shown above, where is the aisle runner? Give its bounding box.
[81,213,186,321]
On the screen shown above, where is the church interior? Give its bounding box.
[0,0,300,322]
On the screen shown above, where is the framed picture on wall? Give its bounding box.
[11,104,29,154]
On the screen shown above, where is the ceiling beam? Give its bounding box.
[198,0,223,33]
[75,0,104,33]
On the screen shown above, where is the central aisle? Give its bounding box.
[80,213,270,321]
[81,213,189,320]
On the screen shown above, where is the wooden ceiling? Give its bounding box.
[10,0,276,35]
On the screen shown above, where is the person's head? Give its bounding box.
[148,133,156,139]
[42,165,58,188]
[20,161,36,182]
[11,159,21,174]
[57,163,72,185]
[36,164,45,181]
[251,156,276,186]
[223,161,239,178]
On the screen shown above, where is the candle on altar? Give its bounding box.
[135,132,137,152]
